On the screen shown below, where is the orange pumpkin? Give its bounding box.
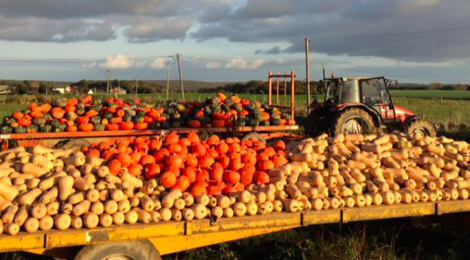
[108,159,122,176]
[145,163,161,179]
[116,153,132,168]
[211,162,224,182]
[128,164,143,177]
[223,170,240,184]
[160,172,177,188]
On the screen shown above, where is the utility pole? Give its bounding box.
[322,62,327,94]
[106,70,110,95]
[166,60,171,100]
[135,74,139,95]
[305,38,311,113]
[118,79,120,96]
[176,53,185,101]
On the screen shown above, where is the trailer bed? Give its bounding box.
[3,200,470,257]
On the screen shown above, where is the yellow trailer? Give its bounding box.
[2,200,470,260]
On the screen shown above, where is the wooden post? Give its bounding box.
[305,38,311,114]
[176,53,185,101]
[166,60,171,100]
[276,71,280,104]
[268,71,273,106]
[284,71,287,106]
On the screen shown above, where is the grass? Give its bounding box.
[163,218,470,260]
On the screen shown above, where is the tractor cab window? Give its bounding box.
[325,80,342,103]
[361,78,387,106]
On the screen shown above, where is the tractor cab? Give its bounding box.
[306,75,435,137]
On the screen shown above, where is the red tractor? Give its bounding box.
[305,76,436,137]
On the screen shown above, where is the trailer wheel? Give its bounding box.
[74,240,161,260]
[242,132,266,144]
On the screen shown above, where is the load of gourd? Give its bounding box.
[270,132,470,211]
[0,131,468,236]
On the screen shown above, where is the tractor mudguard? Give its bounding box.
[333,103,384,128]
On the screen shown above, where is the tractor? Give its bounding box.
[305,76,436,137]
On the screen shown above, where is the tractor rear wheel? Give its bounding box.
[406,120,436,137]
[333,108,377,135]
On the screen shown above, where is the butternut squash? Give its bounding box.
[39,215,54,231]
[112,212,125,225]
[58,176,74,201]
[0,182,19,201]
[83,212,99,229]
[104,200,118,215]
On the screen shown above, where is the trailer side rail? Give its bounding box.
[2,200,469,255]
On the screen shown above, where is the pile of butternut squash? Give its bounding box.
[0,131,469,236]
[268,132,470,211]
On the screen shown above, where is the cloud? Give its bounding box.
[123,18,192,42]
[206,61,222,69]
[100,55,134,69]
[225,58,263,69]
[0,17,116,42]
[192,0,470,63]
[150,58,166,69]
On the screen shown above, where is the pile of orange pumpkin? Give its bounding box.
[84,132,288,196]
[2,93,295,135]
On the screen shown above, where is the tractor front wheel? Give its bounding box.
[305,109,329,137]
[333,108,377,135]
[406,120,436,137]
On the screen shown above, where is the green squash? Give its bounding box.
[233,104,243,113]
[32,118,46,126]
[213,105,221,113]
[94,124,105,131]
[222,104,230,113]
[90,116,101,125]
[133,115,145,124]
[50,120,60,128]
[270,119,281,126]
[260,121,270,126]
[104,112,114,120]
[53,98,67,108]
[122,115,132,123]
[39,125,52,133]
[43,113,52,120]
[65,112,78,121]
[247,118,259,127]
[1,126,12,134]
[13,126,27,134]
[170,121,181,128]
[135,110,145,117]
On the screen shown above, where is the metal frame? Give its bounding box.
[0,125,300,148]
[268,71,296,119]
[2,200,470,257]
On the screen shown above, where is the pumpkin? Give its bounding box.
[212,120,225,128]
[188,120,201,128]
[78,124,94,132]
[134,122,148,130]
[119,122,134,131]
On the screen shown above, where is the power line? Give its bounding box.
[313,25,470,41]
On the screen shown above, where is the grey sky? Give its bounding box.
[0,0,469,83]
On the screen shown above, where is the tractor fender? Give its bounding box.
[404,114,423,126]
[334,103,384,128]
